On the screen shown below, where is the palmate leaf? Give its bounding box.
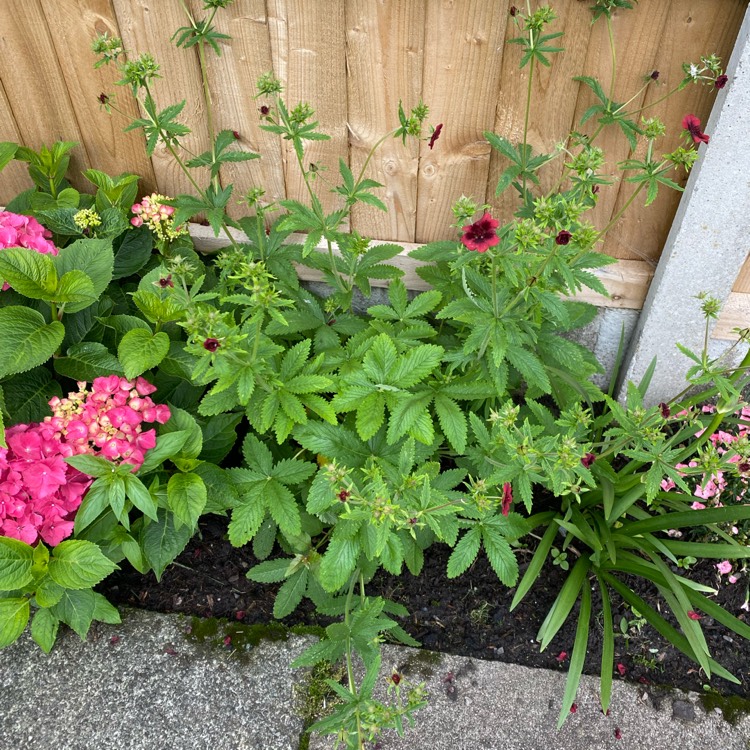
[481,526,518,586]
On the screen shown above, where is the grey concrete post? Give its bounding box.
[618,6,750,404]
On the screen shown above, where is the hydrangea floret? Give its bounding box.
[130,193,188,243]
[0,211,58,290]
[0,376,170,548]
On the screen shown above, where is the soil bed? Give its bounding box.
[98,515,750,699]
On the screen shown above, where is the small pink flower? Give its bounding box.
[717,560,733,575]
[616,663,626,676]
[729,575,739,584]
[501,482,513,517]
[691,501,706,510]
[687,610,702,620]
[556,651,567,662]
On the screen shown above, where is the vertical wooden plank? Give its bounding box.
[112,0,211,198]
[606,0,746,263]
[345,0,426,242]
[415,0,509,243]
[265,0,348,215]
[0,0,90,189]
[187,0,285,221]
[0,83,33,203]
[486,1,594,224]
[40,0,157,194]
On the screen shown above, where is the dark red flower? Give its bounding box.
[592,185,600,194]
[232,130,241,139]
[581,452,596,468]
[338,489,351,502]
[616,663,626,676]
[235,610,246,620]
[501,482,513,517]
[650,70,660,80]
[259,105,270,116]
[738,462,750,473]
[556,651,568,662]
[687,610,702,620]
[428,123,443,150]
[614,727,622,740]
[510,5,517,15]
[461,212,500,252]
[203,337,220,352]
[158,274,173,288]
[659,402,670,419]
[570,703,578,714]
[390,672,401,685]
[555,230,572,245]
[715,74,728,89]
[682,114,710,144]
[98,92,110,105]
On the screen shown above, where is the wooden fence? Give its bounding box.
[0,0,745,314]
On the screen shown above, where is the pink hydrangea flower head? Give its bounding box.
[0,212,58,291]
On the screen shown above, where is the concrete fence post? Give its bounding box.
[618,6,750,405]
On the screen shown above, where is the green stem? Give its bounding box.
[596,182,645,239]
[343,572,364,750]
[521,45,535,199]
[623,84,682,119]
[606,15,616,103]
[197,39,218,190]
[491,253,499,318]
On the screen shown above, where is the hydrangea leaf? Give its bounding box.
[141,509,192,581]
[118,328,170,379]
[0,307,64,378]
[30,607,59,653]
[0,537,35,590]
[0,597,30,648]
[48,540,118,590]
[167,472,207,530]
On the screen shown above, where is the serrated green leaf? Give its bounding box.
[273,568,308,618]
[167,472,206,530]
[0,597,30,648]
[118,328,170,378]
[482,527,518,586]
[246,558,295,583]
[50,589,95,640]
[0,247,57,299]
[447,527,481,578]
[30,607,59,652]
[319,536,358,592]
[47,540,117,590]
[54,341,124,381]
[0,307,64,378]
[141,509,192,580]
[228,490,266,547]
[433,395,467,453]
[0,536,34,590]
[266,480,302,538]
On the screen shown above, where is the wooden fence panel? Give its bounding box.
[267,0,348,215]
[345,0,425,242]
[0,0,743,300]
[488,0,594,224]
[0,86,33,199]
[189,0,286,221]
[41,0,156,195]
[415,0,508,243]
[0,0,90,189]
[112,0,210,197]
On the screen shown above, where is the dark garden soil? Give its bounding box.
[98,514,750,702]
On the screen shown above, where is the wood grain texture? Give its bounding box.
[415,0,508,243]
[187,0,285,221]
[112,0,210,197]
[345,0,426,242]
[41,0,157,195]
[487,0,593,224]
[266,0,348,214]
[0,0,90,188]
[605,0,747,263]
[714,293,750,341]
[0,83,34,202]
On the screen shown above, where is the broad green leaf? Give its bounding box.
[142,509,192,580]
[137,430,189,475]
[167,472,207,530]
[48,540,118,590]
[0,141,17,172]
[51,589,96,640]
[2,367,62,425]
[35,577,65,608]
[319,536,358,592]
[54,341,124,381]
[112,226,153,279]
[0,537,34,590]
[54,270,97,311]
[64,454,115,477]
[124,473,159,521]
[92,591,121,624]
[228,493,265,547]
[0,597,30,648]
[53,238,113,302]
[0,247,57,299]
[30,607,59,652]
[118,328,170,379]
[0,307,64,378]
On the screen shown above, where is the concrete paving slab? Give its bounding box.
[310,645,750,750]
[0,608,310,750]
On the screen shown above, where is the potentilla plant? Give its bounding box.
[0,0,739,748]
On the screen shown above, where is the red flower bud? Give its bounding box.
[203,338,220,352]
[555,230,572,245]
[715,74,728,89]
[650,70,660,80]
[614,728,622,740]
[581,452,596,468]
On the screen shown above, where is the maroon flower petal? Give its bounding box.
[428,123,443,150]
[203,338,220,352]
[555,230,572,246]
[460,212,500,253]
